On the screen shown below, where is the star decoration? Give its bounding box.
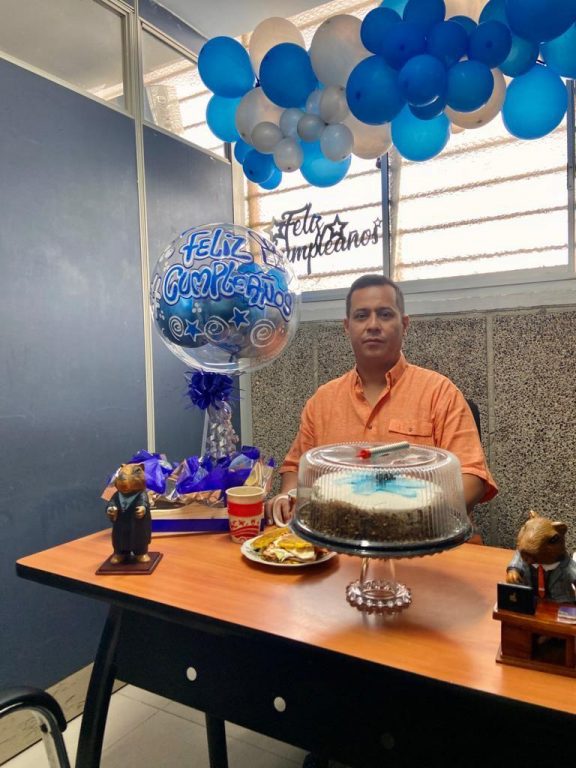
[184,318,202,340]
[331,214,348,240]
[230,307,250,329]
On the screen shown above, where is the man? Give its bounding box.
[267,273,497,525]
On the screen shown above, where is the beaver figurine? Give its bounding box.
[506,510,576,603]
[106,463,151,565]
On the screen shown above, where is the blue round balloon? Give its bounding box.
[541,23,576,79]
[381,0,409,14]
[150,224,300,374]
[502,64,568,140]
[448,15,477,36]
[259,166,283,190]
[403,0,445,29]
[243,150,275,184]
[346,56,405,124]
[505,0,576,43]
[499,34,539,77]
[446,60,494,112]
[479,0,506,23]
[392,105,450,161]
[233,139,251,164]
[399,54,447,107]
[300,141,351,187]
[427,21,468,67]
[409,93,447,119]
[380,21,427,69]
[206,95,241,142]
[259,43,317,109]
[361,7,402,54]
[198,37,254,98]
[468,21,512,68]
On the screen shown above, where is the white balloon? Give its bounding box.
[445,0,484,20]
[343,112,392,159]
[445,69,506,129]
[319,85,350,124]
[235,88,283,144]
[251,121,283,153]
[305,89,323,116]
[280,108,304,138]
[249,17,305,76]
[273,137,304,172]
[451,122,466,134]
[297,113,325,142]
[320,123,354,162]
[310,15,370,87]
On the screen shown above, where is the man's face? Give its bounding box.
[344,285,409,371]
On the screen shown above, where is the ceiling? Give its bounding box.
[159,0,325,38]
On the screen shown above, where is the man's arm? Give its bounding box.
[462,473,486,513]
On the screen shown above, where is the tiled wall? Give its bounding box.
[252,306,576,552]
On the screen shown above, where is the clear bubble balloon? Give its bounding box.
[150,224,300,375]
[505,0,576,43]
[346,55,405,125]
[297,113,325,142]
[445,68,506,128]
[206,95,241,142]
[300,141,351,187]
[260,43,317,109]
[344,112,392,159]
[273,137,304,172]
[391,105,450,161]
[502,63,568,140]
[446,59,494,112]
[310,15,370,87]
[280,108,304,137]
[251,121,283,153]
[541,23,576,79]
[320,123,354,161]
[235,87,283,143]
[249,17,305,76]
[319,86,350,124]
[198,37,254,98]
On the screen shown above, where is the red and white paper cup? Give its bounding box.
[226,486,265,543]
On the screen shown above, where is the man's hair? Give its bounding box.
[345,274,405,317]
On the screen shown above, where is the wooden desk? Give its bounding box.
[17,532,576,768]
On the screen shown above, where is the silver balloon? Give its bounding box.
[273,137,304,172]
[343,112,392,159]
[297,113,325,142]
[319,85,350,124]
[249,17,305,76]
[280,107,304,138]
[251,121,283,153]
[310,15,370,87]
[320,123,354,162]
[305,89,323,115]
[235,88,283,144]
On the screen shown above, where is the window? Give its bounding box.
[0,0,127,108]
[141,28,225,157]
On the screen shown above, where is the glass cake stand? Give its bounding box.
[291,515,472,613]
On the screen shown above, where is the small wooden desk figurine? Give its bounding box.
[493,510,576,677]
[104,463,154,568]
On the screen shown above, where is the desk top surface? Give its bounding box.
[17,530,576,716]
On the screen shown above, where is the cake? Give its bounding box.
[299,470,443,544]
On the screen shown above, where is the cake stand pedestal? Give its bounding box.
[345,557,412,614]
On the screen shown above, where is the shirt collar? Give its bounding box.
[530,561,561,572]
[352,354,407,393]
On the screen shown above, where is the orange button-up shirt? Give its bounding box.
[280,354,497,503]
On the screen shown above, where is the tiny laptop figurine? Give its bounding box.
[506,510,576,603]
[100,463,160,573]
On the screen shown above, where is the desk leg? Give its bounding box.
[205,714,228,768]
[75,606,122,768]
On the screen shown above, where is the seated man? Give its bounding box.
[267,274,497,528]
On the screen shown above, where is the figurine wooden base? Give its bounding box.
[96,552,163,575]
[493,599,576,678]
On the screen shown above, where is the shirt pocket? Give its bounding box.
[388,418,434,444]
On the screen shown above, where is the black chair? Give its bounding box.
[0,687,71,768]
[466,398,481,439]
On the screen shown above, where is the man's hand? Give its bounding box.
[265,471,297,525]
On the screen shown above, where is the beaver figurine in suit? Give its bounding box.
[106,463,151,564]
[506,510,576,603]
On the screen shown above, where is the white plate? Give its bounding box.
[241,536,337,568]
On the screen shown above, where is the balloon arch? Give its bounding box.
[198,0,576,189]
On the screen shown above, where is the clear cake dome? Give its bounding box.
[290,442,472,558]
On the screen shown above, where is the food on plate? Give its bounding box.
[250,528,329,564]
